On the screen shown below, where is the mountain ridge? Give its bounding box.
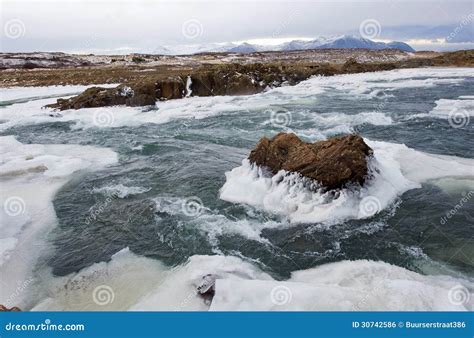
[158,35,415,55]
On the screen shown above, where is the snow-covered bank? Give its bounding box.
[31,250,474,311]
[0,136,118,308]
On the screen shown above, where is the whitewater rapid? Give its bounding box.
[1,68,472,132]
[0,68,473,311]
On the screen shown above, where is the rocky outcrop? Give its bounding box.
[45,63,338,110]
[46,77,186,110]
[0,305,21,311]
[42,49,474,110]
[249,133,373,190]
[47,87,128,110]
[342,58,397,73]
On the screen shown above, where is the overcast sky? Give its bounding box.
[1,0,473,53]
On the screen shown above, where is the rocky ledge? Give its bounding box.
[46,63,337,110]
[249,133,373,190]
[43,50,473,110]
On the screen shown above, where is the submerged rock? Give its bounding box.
[249,133,373,190]
[0,305,21,311]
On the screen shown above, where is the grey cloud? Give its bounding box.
[1,0,473,52]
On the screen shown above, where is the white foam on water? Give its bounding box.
[92,184,151,198]
[220,139,474,224]
[410,96,474,121]
[293,111,393,140]
[153,196,280,245]
[430,97,474,118]
[0,68,471,131]
[0,136,118,308]
[286,67,471,98]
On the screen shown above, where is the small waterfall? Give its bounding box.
[185,76,192,97]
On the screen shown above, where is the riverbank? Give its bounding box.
[1,49,472,89]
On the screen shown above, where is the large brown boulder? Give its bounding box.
[249,133,373,190]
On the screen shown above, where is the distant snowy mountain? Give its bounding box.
[315,36,414,52]
[153,35,415,55]
[227,42,258,54]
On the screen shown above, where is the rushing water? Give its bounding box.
[0,68,473,311]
